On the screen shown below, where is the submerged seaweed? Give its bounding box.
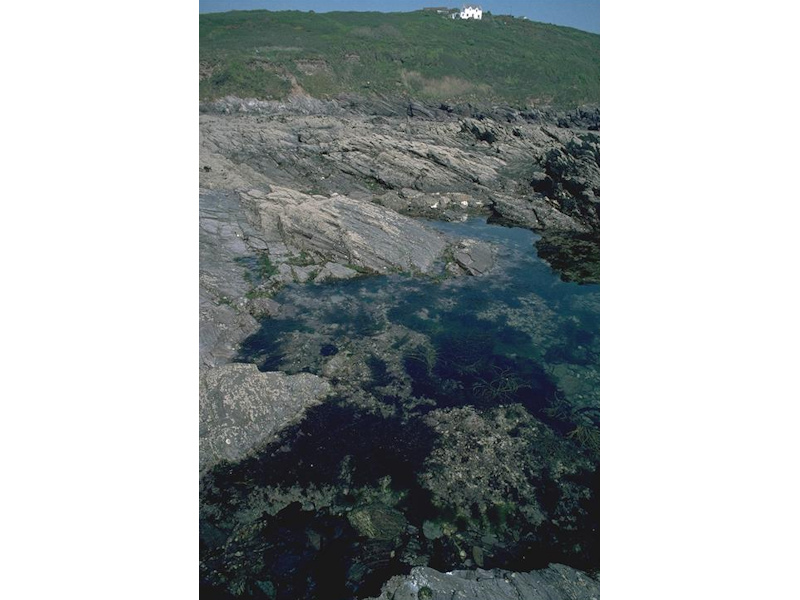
[203,219,600,599]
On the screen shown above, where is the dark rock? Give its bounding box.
[556,105,600,131]
[535,231,600,284]
[462,118,498,144]
[348,505,408,540]
[407,101,435,119]
[320,343,338,357]
[490,193,587,232]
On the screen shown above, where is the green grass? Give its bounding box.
[200,10,598,108]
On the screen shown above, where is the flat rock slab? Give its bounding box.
[453,239,494,275]
[369,564,599,600]
[199,364,331,473]
[315,262,360,282]
[271,191,448,274]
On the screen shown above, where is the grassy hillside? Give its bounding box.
[199,10,599,108]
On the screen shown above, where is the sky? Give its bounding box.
[198,0,600,34]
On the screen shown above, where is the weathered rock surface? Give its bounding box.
[199,363,331,473]
[200,189,266,371]
[489,192,589,232]
[314,262,360,282]
[199,98,599,240]
[452,239,494,275]
[255,188,449,274]
[368,564,599,600]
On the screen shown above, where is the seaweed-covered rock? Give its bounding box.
[535,230,600,284]
[418,405,598,568]
[348,505,408,540]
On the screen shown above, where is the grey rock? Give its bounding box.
[453,239,494,275]
[200,103,599,242]
[199,364,331,473]
[291,265,317,283]
[368,564,599,600]
[268,191,448,274]
[200,189,267,371]
[315,262,359,282]
[199,298,258,372]
[246,297,281,317]
[277,263,295,281]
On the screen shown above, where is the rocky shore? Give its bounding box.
[200,96,599,364]
[199,96,600,599]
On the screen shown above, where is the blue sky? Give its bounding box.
[198,1,600,34]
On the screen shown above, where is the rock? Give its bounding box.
[422,520,444,540]
[417,404,597,568]
[452,239,494,275]
[271,192,448,274]
[535,230,600,284]
[367,564,599,600]
[247,297,281,317]
[557,105,600,131]
[199,364,331,473]
[407,101,435,119]
[315,262,359,282]
[276,263,295,284]
[472,545,485,567]
[200,189,268,371]
[347,505,407,540]
[200,103,599,258]
[462,118,499,144]
[291,265,317,283]
[490,193,589,232]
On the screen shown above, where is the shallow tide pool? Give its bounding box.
[201,218,599,599]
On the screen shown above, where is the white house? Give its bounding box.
[459,4,483,19]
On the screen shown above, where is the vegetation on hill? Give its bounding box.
[199,10,599,108]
